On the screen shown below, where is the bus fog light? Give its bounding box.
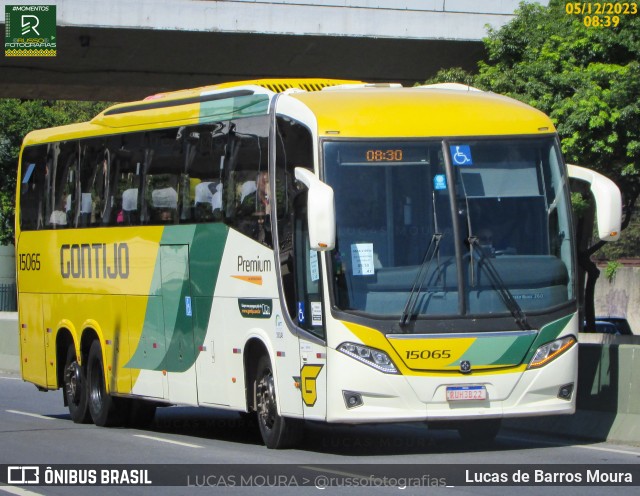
[343,391,363,409]
[558,383,574,400]
[528,336,576,369]
[337,342,399,374]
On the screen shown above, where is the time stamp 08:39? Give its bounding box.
[565,2,638,27]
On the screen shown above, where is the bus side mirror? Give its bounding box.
[567,164,622,241]
[294,167,336,251]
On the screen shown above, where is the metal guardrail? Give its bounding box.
[0,283,17,312]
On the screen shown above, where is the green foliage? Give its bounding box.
[571,191,591,218]
[0,100,111,245]
[420,67,476,87]
[476,0,640,208]
[605,260,622,283]
[596,206,640,260]
[423,0,640,257]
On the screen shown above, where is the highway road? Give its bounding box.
[0,371,638,496]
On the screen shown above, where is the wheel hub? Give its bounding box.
[257,370,277,430]
[64,362,81,404]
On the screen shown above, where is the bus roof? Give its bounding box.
[20,78,359,146]
[21,79,555,146]
[289,87,556,138]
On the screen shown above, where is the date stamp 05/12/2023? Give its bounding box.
[564,2,638,28]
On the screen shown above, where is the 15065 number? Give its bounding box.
[19,253,41,271]
[405,349,451,360]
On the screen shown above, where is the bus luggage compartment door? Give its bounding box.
[160,244,198,404]
[18,293,48,387]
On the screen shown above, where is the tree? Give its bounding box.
[476,0,640,213]
[0,100,111,245]
[424,0,640,330]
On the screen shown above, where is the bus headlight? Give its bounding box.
[337,342,399,374]
[528,336,576,369]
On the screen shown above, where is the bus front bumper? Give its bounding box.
[324,344,577,424]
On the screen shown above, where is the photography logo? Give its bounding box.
[7,466,40,484]
[5,5,56,57]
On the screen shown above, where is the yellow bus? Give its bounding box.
[15,79,621,448]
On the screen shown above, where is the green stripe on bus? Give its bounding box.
[126,223,229,372]
[199,94,269,123]
[454,333,537,368]
[523,313,575,363]
[449,314,574,368]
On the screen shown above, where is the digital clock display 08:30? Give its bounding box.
[365,149,403,162]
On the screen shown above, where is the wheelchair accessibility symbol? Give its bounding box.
[450,145,473,166]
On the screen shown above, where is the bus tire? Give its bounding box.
[255,355,303,449]
[63,344,91,424]
[86,340,127,427]
[457,419,501,444]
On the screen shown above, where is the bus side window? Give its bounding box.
[111,144,143,226]
[185,123,227,223]
[78,140,107,227]
[234,170,270,243]
[144,128,187,225]
[225,116,271,245]
[19,145,48,231]
[49,151,78,229]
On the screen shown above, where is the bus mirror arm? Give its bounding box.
[294,167,336,251]
[567,164,622,241]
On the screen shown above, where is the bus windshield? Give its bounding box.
[324,137,574,320]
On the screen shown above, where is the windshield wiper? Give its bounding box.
[468,236,531,330]
[399,233,443,327]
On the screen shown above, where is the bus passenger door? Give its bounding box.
[293,203,327,421]
[18,293,48,387]
[160,244,198,404]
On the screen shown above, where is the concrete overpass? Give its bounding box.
[0,0,548,101]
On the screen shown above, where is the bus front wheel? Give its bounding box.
[63,344,91,424]
[86,340,127,427]
[255,355,303,449]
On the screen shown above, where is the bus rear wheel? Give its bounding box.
[255,355,303,449]
[63,344,91,424]
[86,340,127,427]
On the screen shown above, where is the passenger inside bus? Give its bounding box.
[236,171,270,243]
[121,188,139,225]
[151,186,178,224]
[79,193,93,227]
[194,181,223,221]
[49,195,69,227]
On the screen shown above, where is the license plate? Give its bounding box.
[446,385,487,401]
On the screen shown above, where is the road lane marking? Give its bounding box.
[0,485,45,496]
[133,434,202,448]
[6,410,58,421]
[570,444,640,457]
[502,434,640,457]
[300,465,372,479]
[0,376,21,380]
[404,424,640,458]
